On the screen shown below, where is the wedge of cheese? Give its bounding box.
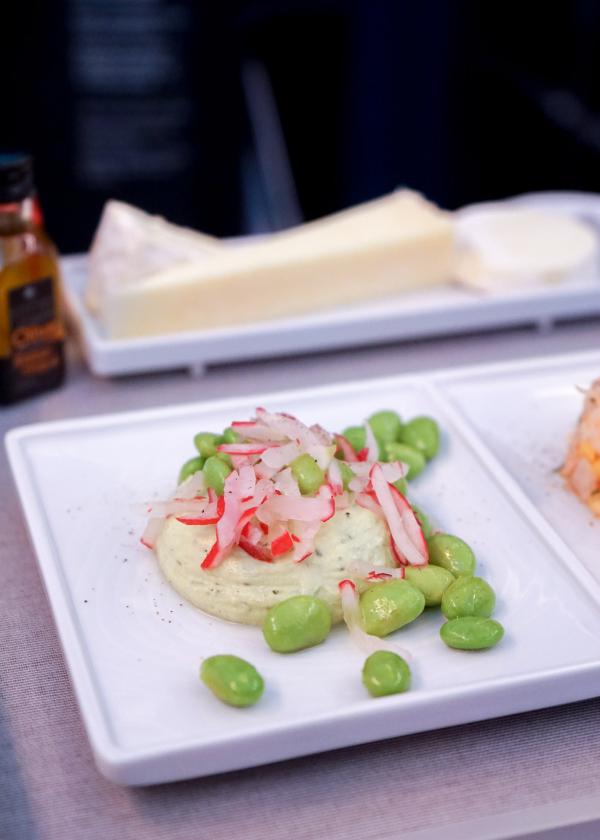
[86,200,222,313]
[94,190,454,338]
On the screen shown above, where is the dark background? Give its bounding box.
[3,0,600,253]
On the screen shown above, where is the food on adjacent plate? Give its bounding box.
[90,190,454,338]
[362,651,411,697]
[440,616,504,651]
[562,380,600,516]
[200,654,264,707]
[455,205,597,291]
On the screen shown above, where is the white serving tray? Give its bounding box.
[62,192,600,378]
[6,349,600,786]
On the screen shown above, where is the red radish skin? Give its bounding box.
[369,464,428,566]
[271,531,294,557]
[238,536,273,563]
[217,443,271,456]
[327,459,344,496]
[176,515,220,526]
[335,434,358,462]
[389,484,429,561]
[201,540,223,569]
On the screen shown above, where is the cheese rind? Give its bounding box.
[86,200,221,313]
[96,191,454,338]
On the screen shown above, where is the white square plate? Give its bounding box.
[6,354,600,785]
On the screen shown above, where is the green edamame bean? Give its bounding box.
[291,454,325,495]
[368,410,402,445]
[440,617,504,651]
[262,595,331,653]
[216,451,233,467]
[362,651,411,697]
[400,416,440,460]
[200,654,264,707]
[427,533,476,577]
[194,432,223,459]
[393,477,409,495]
[404,565,455,607]
[342,425,366,454]
[441,576,496,619]
[360,580,425,637]
[339,461,355,490]
[178,455,205,484]
[203,455,232,496]
[385,442,426,480]
[222,427,240,444]
[411,505,433,538]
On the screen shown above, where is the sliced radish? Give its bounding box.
[363,421,380,461]
[174,470,206,499]
[306,443,336,470]
[231,420,287,442]
[255,408,317,446]
[309,423,334,445]
[146,498,212,518]
[258,485,334,523]
[327,458,344,496]
[380,461,407,483]
[355,492,384,518]
[238,535,273,563]
[140,517,164,549]
[273,467,301,497]
[271,531,294,557]
[334,491,351,511]
[389,484,428,561]
[201,538,225,569]
[176,514,220,526]
[260,441,302,469]
[319,484,336,521]
[217,443,270,456]
[346,560,405,579]
[365,569,406,580]
[334,433,358,462]
[370,464,428,566]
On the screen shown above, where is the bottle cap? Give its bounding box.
[0,153,34,203]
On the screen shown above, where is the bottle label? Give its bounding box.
[8,278,64,372]
[0,277,65,402]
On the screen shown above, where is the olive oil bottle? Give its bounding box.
[0,154,65,404]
